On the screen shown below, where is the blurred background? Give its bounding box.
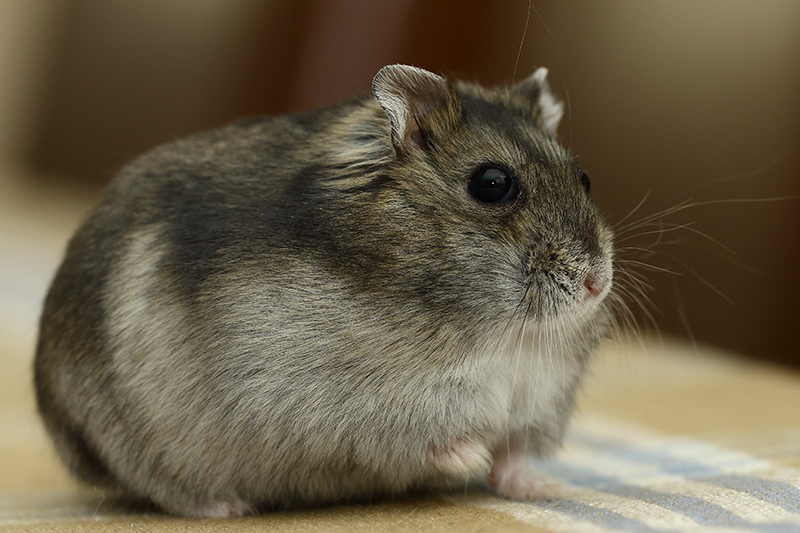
[1,0,798,368]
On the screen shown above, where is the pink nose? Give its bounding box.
[584,273,609,297]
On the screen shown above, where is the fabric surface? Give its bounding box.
[2,171,800,532]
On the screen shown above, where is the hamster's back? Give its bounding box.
[34,101,378,497]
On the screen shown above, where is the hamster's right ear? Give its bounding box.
[372,65,460,156]
[513,67,564,136]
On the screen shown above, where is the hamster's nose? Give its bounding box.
[584,272,610,298]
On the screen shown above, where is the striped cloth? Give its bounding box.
[475,415,800,532]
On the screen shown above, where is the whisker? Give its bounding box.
[614,198,695,234]
[661,155,784,200]
[616,246,656,255]
[623,243,735,306]
[612,190,651,229]
[690,195,800,206]
[510,0,532,86]
[528,2,573,149]
[611,273,663,329]
[615,222,696,242]
[615,259,683,276]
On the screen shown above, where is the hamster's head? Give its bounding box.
[333,65,613,336]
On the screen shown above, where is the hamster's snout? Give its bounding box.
[522,235,612,318]
[583,267,612,299]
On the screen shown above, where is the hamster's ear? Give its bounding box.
[372,64,460,155]
[514,67,564,136]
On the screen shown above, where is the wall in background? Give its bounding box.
[0,1,67,165]
[5,0,800,367]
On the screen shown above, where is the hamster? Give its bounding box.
[34,64,614,517]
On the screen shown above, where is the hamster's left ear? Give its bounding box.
[514,67,564,136]
[372,64,460,155]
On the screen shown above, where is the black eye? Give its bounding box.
[468,166,519,204]
[579,171,591,193]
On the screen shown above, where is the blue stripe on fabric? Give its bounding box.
[533,457,800,532]
[699,475,800,514]
[537,461,746,526]
[538,497,800,533]
[569,432,747,478]
[568,430,800,515]
[570,429,794,482]
[534,499,668,533]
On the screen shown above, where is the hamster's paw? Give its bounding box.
[432,438,492,479]
[489,441,555,501]
[184,499,255,518]
[489,462,554,500]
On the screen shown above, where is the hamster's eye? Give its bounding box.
[468,166,519,204]
[579,171,591,193]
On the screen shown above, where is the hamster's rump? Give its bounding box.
[34,65,613,517]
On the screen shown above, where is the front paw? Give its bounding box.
[489,440,555,500]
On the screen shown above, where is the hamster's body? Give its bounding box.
[35,65,613,517]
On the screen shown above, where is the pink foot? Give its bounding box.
[432,438,492,479]
[489,439,554,500]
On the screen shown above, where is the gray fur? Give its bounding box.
[35,65,614,516]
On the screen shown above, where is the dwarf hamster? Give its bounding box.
[34,64,614,517]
